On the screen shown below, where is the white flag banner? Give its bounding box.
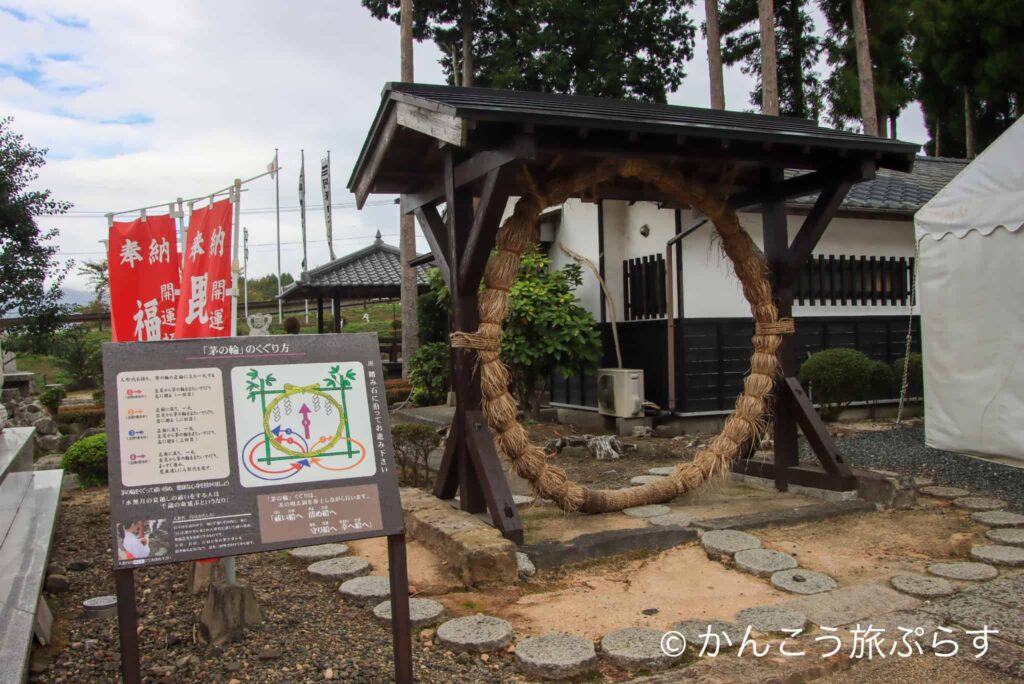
[320,153,334,260]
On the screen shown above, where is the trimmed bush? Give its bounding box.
[798,348,872,421]
[392,422,441,488]
[39,385,66,414]
[408,342,451,406]
[60,433,108,487]
[892,352,924,397]
[865,360,895,400]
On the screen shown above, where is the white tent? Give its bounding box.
[914,118,1024,461]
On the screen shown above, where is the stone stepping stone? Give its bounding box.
[600,627,674,671]
[734,606,807,634]
[647,512,694,528]
[516,633,597,680]
[623,504,671,519]
[373,598,445,629]
[986,528,1024,547]
[970,544,1024,566]
[770,569,837,595]
[671,619,745,648]
[972,511,1024,528]
[437,615,514,652]
[339,575,390,606]
[927,562,998,581]
[734,548,798,578]
[918,485,970,499]
[955,496,1006,511]
[517,551,537,578]
[307,556,370,581]
[889,574,957,598]
[629,475,666,486]
[288,543,348,561]
[648,467,676,476]
[701,530,761,560]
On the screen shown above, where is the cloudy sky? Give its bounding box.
[1,1,927,296]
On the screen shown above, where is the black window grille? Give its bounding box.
[623,254,667,320]
[795,254,915,306]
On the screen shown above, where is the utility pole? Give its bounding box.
[758,0,779,116]
[399,0,419,376]
[706,0,725,110]
[852,0,879,136]
[243,226,249,319]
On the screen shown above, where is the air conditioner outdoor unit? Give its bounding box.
[597,368,645,418]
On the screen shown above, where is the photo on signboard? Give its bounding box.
[231,361,378,488]
[116,518,169,561]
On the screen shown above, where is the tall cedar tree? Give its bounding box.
[720,0,823,119]
[820,0,916,137]
[911,0,1023,157]
[364,0,697,103]
[0,117,71,352]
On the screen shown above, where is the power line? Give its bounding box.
[41,198,398,218]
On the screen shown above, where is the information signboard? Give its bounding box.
[103,333,404,568]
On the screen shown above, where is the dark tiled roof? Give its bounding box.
[279,233,428,298]
[791,156,968,214]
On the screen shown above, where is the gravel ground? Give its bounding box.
[30,489,522,684]
[805,425,1024,511]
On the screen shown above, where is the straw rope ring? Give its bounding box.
[451,158,787,513]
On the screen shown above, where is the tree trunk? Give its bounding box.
[758,0,779,116]
[934,118,941,157]
[889,114,897,139]
[461,0,474,86]
[705,0,725,110]
[964,88,976,158]
[399,0,419,377]
[851,0,879,136]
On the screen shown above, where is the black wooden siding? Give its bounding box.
[550,315,921,413]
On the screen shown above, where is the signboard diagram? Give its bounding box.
[231,362,377,488]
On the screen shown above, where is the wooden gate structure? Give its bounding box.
[347,83,919,543]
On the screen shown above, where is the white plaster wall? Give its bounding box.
[555,201,918,320]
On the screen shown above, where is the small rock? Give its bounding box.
[480,653,489,662]
[258,647,282,660]
[45,574,70,593]
[770,569,837,595]
[323,667,334,680]
[631,426,654,438]
[513,495,535,507]
[436,615,513,653]
[68,559,92,571]
[972,511,1024,528]
[224,661,241,673]
[889,574,957,598]
[955,496,1006,511]
[33,416,58,435]
[647,466,676,476]
[970,544,1024,566]
[919,485,970,499]
[641,608,659,616]
[986,528,1024,547]
[927,562,999,581]
[228,679,241,684]
[420,628,435,642]
[47,562,66,576]
[623,504,671,519]
[701,530,761,560]
[516,552,536,578]
[515,633,597,680]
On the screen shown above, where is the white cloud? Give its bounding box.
[2,0,929,294]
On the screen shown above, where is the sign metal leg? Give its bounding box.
[386,533,413,684]
[114,568,142,684]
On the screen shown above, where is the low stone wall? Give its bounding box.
[1,378,95,454]
[400,487,518,588]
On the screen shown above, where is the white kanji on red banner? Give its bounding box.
[108,215,181,342]
[175,199,233,338]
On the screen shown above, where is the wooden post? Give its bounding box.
[114,569,141,684]
[760,167,798,491]
[332,296,341,333]
[316,295,324,334]
[386,534,413,684]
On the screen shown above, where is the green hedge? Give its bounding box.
[892,353,924,397]
[60,433,108,487]
[408,342,451,406]
[798,348,872,421]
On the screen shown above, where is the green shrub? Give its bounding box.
[417,268,450,345]
[408,342,451,406]
[39,385,66,414]
[52,325,103,390]
[892,352,924,397]
[798,348,872,421]
[392,422,441,487]
[865,360,895,400]
[60,433,108,487]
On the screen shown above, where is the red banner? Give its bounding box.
[175,199,233,338]
[108,215,181,342]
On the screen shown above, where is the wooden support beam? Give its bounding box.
[783,377,853,479]
[459,168,510,291]
[316,295,324,334]
[465,412,524,545]
[727,162,871,211]
[780,180,854,288]
[354,107,399,208]
[395,102,466,148]
[401,137,534,214]
[332,297,341,333]
[413,205,451,286]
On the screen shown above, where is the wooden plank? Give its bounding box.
[828,255,837,306]
[780,179,854,288]
[395,101,466,148]
[622,259,630,321]
[385,535,413,684]
[354,107,398,208]
[464,412,525,545]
